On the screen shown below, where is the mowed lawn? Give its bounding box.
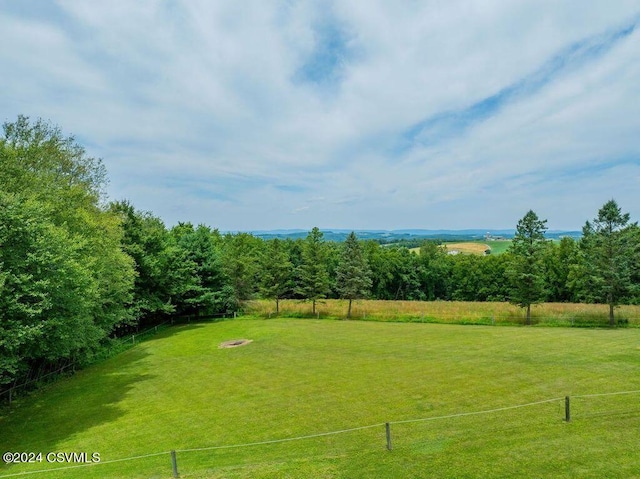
[2,318,640,478]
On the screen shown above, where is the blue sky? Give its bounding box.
[1,1,639,231]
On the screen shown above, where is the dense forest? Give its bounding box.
[1,116,640,391]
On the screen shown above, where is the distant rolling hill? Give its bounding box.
[243,229,581,243]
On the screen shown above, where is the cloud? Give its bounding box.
[0,1,638,230]
[399,15,639,151]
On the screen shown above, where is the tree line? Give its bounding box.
[1,116,639,390]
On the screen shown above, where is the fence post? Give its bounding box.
[170,450,179,478]
[565,396,571,422]
[385,422,392,450]
[8,388,12,406]
[132,335,135,345]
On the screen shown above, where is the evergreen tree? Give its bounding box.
[260,239,294,314]
[574,200,638,326]
[297,227,330,315]
[507,210,548,325]
[335,232,372,318]
[222,233,260,311]
[170,223,227,318]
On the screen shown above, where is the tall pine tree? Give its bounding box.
[507,210,548,325]
[297,227,330,315]
[336,232,372,318]
[260,239,294,314]
[576,200,637,326]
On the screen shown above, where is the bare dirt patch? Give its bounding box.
[218,339,253,349]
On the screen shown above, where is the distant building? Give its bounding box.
[484,232,505,241]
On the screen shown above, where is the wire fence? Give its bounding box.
[1,389,639,478]
[246,299,640,328]
[0,321,172,405]
[0,312,240,406]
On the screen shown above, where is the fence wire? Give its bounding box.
[0,321,172,403]
[2,389,639,478]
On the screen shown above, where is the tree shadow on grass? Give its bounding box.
[0,349,152,459]
[0,323,209,471]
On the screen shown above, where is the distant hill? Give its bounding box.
[243,229,582,243]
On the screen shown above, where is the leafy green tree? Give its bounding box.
[476,254,510,301]
[507,210,548,325]
[574,200,638,326]
[363,244,424,301]
[362,241,393,299]
[0,116,135,386]
[297,227,331,314]
[0,194,80,385]
[260,239,294,314]
[417,241,451,300]
[543,237,578,302]
[450,255,484,301]
[335,232,372,318]
[109,201,175,325]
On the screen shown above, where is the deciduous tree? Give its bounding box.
[0,116,135,386]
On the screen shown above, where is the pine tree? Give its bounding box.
[336,232,372,318]
[507,210,548,325]
[577,200,637,326]
[297,227,330,315]
[260,239,294,314]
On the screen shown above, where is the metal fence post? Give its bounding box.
[565,396,571,422]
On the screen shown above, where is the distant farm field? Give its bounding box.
[444,242,491,255]
[248,299,640,327]
[484,239,512,254]
[2,318,640,478]
[410,240,511,255]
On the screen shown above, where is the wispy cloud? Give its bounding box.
[400,15,639,150]
[1,1,638,230]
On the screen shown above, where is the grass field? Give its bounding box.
[444,242,491,255]
[410,240,511,255]
[2,318,640,478]
[248,299,640,327]
[485,239,511,254]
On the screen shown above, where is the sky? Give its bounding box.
[1,1,639,232]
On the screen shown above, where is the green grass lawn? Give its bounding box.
[486,239,511,254]
[2,318,640,478]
